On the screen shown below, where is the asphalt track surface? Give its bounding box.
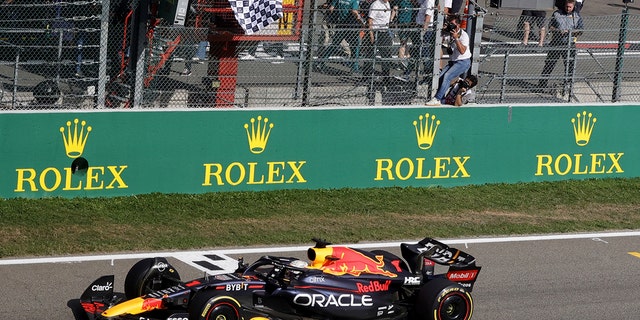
[1,231,639,319]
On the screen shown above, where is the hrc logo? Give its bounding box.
[413,113,440,150]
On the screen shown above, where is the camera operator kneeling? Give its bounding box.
[442,74,478,106]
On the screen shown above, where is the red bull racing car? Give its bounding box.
[77,237,481,320]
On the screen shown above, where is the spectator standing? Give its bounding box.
[392,0,417,65]
[363,0,394,77]
[519,10,546,46]
[442,74,477,106]
[575,0,584,14]
[394,0,436,82]
[450,0,464,16]
[442,0,452,15]
[316,0,365,72]
[426,15,471,105]
[318,1,337,46]
[555,0,584,13]
[538,0,583,90]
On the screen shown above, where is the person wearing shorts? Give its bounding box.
[392,0,418,65]
[519,10,546,46]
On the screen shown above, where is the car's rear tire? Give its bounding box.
[415,278,473,320]
[188,292,241,320]
[124,257,181,299]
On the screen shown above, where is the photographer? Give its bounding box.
[442,74,478,106]
[427,15,471,106]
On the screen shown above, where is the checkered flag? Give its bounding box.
[228,0,283,35]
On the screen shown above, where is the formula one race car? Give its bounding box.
[77,237,481,320]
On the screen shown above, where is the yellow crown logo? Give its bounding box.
[244,116,274,154]
[60,119,92,158]
[571,111,596,146]
[413,113,440,150]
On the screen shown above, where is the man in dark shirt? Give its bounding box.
[538,0,583,90]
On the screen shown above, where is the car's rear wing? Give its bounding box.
[401,237,477,269]
[401,237,481,291]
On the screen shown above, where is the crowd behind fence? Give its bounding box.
[0,0,638,110]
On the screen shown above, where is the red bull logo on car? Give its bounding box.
[356,280,391,293]
[308,247,398,278]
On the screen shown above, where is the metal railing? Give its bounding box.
[0,0,638,110]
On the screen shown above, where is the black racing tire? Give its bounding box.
[188,292,241,320]
[414,278,473,320]
[124,257,181,299]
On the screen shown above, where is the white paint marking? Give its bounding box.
[1,231,638,266]
[592,238,609,244]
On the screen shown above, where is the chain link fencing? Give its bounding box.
[1,0,638,110]
[0,0,103,109]
[478,12,640,104]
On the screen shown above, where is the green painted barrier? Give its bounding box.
[0,105,635,198]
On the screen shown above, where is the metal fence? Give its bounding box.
[0,0,104,109]
[479,12,640,104]
[0,0,638,110]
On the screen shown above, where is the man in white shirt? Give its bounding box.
[363,0,394,77]
[427,15,472,105]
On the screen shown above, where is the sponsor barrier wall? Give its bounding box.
[0,104,635,198]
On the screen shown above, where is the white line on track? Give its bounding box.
[1,231,639,266]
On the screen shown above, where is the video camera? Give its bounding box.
[443,22,457,33]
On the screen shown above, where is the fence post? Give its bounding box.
[469,8,484,77]
[300,0,318,106]
[612,6,629,103]
[97,0,111,108]
[500,50,509,103]
[430,11,445,99]
[133,49,146,108]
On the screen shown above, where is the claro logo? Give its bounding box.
[293,294,373,307]
[92,281,113,292]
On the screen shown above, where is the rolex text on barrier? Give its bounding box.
[0,106,636,198]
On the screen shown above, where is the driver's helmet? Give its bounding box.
[289,260,309,268]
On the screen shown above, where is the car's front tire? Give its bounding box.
[123,257,181,299]
[415,278,473,320]
[188,292,241,320]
